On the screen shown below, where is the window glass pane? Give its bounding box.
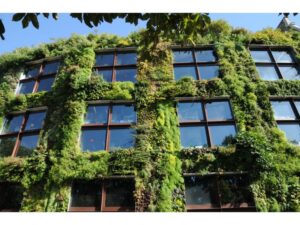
[177,102,203,122]
[116,53,137,65]
[0,183,24,212]
[17,134,39,156]
[17,81,35,94]
[112,105,136,123]
[272,51,294,63]
[1,115,23,133]
[174,66,197,80]
[294,101,300,115]
[109,128,135,150]
[85,105,108,124]
[95,69,112,82]
[198,65,219,80]
[0,136,16,157]
[70,180,102,208]
[209,125,236,146]
[279,66,300,80]
[24,66,40,78]
[81,129,106,152]
[95,54,114,66]
[271,101,296,120]
[184,176,219,206]
[278,123,300,145]
[173,50,193,63]
[256,66,279,81]
[24,111,46,131]
[37,77,55,92]
[43,62,60,75]
[115,68,136,82]
[206,101,232,120]
[195,50,216,62]
[180,126,208,148]
[250,50,272,63]
[105,179,135,208]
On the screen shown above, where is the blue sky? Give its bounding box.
[1,13,300,55]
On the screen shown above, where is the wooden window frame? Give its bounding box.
[81,101,136,152]
[0,107,47,157]
[176,97,236,147]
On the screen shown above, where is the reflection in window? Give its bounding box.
[174,66,197,80]
[111,105,136,123]
[17,81,35,94]
[43,62,60,75]
[116,53,137,65]
[198,65,219,80]
[178,102,203,122]
[278,124,300,145]
[256,66,279,81]
[271,101,296,120]
[115,68,136,82]
[95,54,114,66]
[17,135,39,156]
[195,50,216,62]
[37,77,55,92]
[272,51,293,63]
[25,67,40,78]
[250,50,272,63]
[279,66,300,80]
[209,125,236,146]
[180,126,207,148]
[173,50,193,63]
[24,112,46,131]
[109,128,135,150]
[206,101,232,120]
[85,105,108,124]
[81,129,106,152]
[1,115,23,133]
[0,137,17,157]
[95,69,112,82]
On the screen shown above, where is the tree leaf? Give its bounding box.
[22,15,30,28]
[0,19,5,40]
[52,13,58,20]
[43,13,49,18]
[12,13,26,22]
[29,14,39,29]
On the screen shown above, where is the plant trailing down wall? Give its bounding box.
[0,21,299,212]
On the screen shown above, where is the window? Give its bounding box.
[172,48,219,81]
[81,103,136,152]
[69,178,135,212]
[0,183,24,212]
[16,61,60,94]
[250,47,300,80]
[94,50,137,82]
[270,98,300,145]
[177,99,236,148]
[0,110,46,157]
[184,174,255,212]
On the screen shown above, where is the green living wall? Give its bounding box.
[0,21,299,212]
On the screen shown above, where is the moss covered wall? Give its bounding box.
[0,21,299,212]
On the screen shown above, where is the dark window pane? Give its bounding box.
[95,69,112,82]
[206,101,233,120]
[24,66,40,78]
[109,128,135,150]
[294,101,300,115]
[184,176,219,206]
[1,115,23,133]
[17,80,35,94]
[272,51,294,63]
[256,66,279,81]
[209,125,236,146]
[70,180,102,208]
[198,65,219,80]
[43,62,60,75]
[177,102,203,122]
[279,66,300,80]
[174,66,197,80]
[17,134,39,156]
[250,50,272,63]
[85,105,108,124]
[180,126,208,148]
[116,53,137,65]
[95,54,114,66]
[195,50,216,62]
[81,129,106,152]
[105,179,135,208]
[24,111,46,131]
[112,105,136,123]
[115,68,136,82]
[0,183,24,212]
[173,50,193,63]
[37,77,55,92]
[0,136,16,157]
[278,123,300,145]
[271,101,296,120]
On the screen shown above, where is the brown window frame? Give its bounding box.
[176,97,237,148]
[81,101,136,152]
[93,48,137,83]
[68,176,135,212]
[0,107,47,157]
[172,45,219,81]
[249,45,300,80]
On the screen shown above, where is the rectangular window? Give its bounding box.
[16,61,60,94]
[0,110,46,157]
[0,183,24,212]
[270,98,300,145]
[94,50,137,82]
[177,99,236,148]
[69,178,135,212]
[250,46,300,80]
[172,48,218,81]
[81,103,136,152]
[184,174,255,212]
